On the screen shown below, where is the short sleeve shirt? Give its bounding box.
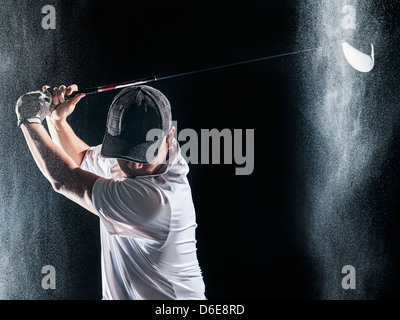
[80,141,205,300]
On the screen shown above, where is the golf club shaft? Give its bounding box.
[77,45,329,95]
[77,77,157,95]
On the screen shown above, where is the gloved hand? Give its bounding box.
[15,90,54,127]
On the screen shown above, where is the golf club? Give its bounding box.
[76,45,329,96]
[75,41,374,96]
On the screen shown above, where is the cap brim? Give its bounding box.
[101,131,163,164]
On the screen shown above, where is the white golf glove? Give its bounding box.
[16,90,54,127]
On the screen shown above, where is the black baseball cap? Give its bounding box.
[101,85,172,163]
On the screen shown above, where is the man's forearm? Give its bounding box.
[21,123,78,187]
[46,117,90,166]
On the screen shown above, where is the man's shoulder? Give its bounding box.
[166,143,190,177]
[94,177,172,219]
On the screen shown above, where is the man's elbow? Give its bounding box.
[48,168,98,204]
[51,180,65,194]
[49,173,98,215]
[48,168,77,194]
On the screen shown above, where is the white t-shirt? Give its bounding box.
[80,140,205,300]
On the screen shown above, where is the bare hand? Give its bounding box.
[43,84,86,122]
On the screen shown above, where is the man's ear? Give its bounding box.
[167,126,176,149]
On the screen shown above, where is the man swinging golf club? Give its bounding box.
[16,84,206,300]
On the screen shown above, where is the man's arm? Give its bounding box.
[44,85,89,166]
[47,117,90,166]
[20,123,99,215]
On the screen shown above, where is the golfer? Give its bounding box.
[16,84,206,300]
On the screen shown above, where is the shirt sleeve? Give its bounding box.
[92,177,171,241]
[80,145,121,179]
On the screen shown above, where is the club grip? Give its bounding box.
[67,87,98,98]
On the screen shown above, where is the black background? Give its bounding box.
[1,0,400,301]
